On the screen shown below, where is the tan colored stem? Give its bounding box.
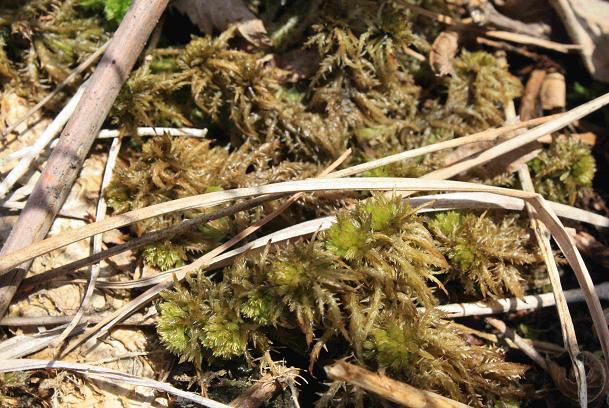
[0,0,170,318]
[324,361,471,408]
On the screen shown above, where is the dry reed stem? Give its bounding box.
[324,360,472,408]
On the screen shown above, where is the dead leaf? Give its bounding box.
[519,69,546,121]
[540,72,566,110]
[171,0,270,47]
[429,31,459,76]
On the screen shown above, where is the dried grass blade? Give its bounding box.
[60,151,351,356]
[421,90,609,181]
[52,138,122,352]
[0,178,536,274]
[518,165,587,405]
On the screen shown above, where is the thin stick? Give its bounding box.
[324,360,471,408]
[0,83,87,199]
[485,30,580,53]
[432,282,609,317]
[0,0,171,319]
[0,127,208,166]
[0,41,109,139]
[418,91,609,181]
[330,114,560,178]
[20,195,284,290]
[52,138,122,351]
[485,318,549,371]
[0,313,155,327]
[519,165,587,405]
[0,359,230,408]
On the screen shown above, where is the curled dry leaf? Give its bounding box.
[540,72,566,110]
[171,0,270,46]
[519,69,546,121]
[429,31,459,76]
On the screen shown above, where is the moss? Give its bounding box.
[0,0,108,102]
[110,62,191,132]
[142,240,186,271]
[444,50,522,132]
[365,309,526,406]
[429,211,537,298]
[529,136,596,205]
[80,0,132,24]
[157,196,526,406]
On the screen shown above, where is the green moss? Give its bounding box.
[142,241,186,271]
[157,196,525,406]
[365,309,526,405]
[529,136,596,205]
[444,50,522,132]
[0,0,108,102]
[429,211,537,298]
[80,0,132,24]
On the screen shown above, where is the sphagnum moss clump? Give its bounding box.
[0,0,108,101]
[429,211,537,298]
[529,136,596,205]
[105,134,320,269]
[157,196,528,407]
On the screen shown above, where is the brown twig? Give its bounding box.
[0,0,171,318]
[485,318,548,371]
[324,360,471,408]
